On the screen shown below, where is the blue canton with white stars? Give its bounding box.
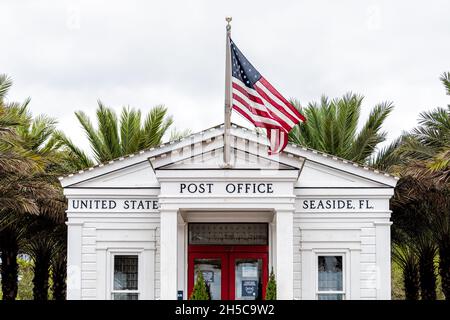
[231,39,261,89]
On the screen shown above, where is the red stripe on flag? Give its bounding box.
[232,105,280,131]
[259,77,306,122]
[269,129,278,153]
[232,93,272,119]
[232,85,292,130]
[232,82,265,105]
[266,129,288,155]
[253,83,298,127]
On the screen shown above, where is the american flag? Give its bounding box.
[230,39,306,154]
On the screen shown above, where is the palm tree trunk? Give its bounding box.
[0,229,19,300]
[439,241,450,300]
[404,258,420,300]
[32,253,51,300]
[418,248,437,300]
[51,255,66,300]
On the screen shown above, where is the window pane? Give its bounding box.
[194,258,222,300]
[318,256,343,291]
[112,293,139,300]
[318,294,344,300]
[234,259,262,300]
[114,255,138,290]
[189,223,268,245]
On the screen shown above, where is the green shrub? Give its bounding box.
[189,271,210,300]
[265,268,276,300]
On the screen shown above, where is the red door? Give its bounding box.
[188,246,268,300]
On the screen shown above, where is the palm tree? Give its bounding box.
[51,224,67,301]
[0,214,29,300]
[394,74,450,299]
[14,111,66,301]
[55,101,176,168]
[392,242,420,300]
[24,216,60,301]
[370,72,450,300]
[0,75,42,185]
[289,93,394,164]
[391,176,434,299]
[415,233,438,300]
[0,75,39,300]
[0,74,66,300]
[0,166,63,301]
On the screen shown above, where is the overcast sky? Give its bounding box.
[1,0,449,155]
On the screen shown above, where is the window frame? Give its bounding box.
[315,253,346,300]
[108,250,142,300]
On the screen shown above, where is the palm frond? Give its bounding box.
[289,94,392,165]
[400,135,438,161]
[52,130,94,169]
[349,101,393,163]
[369,136,404,173]
[96,100,121,160]
[75,110,105,162]
[17,114,57,153]
[336,93,362,157]
[169,128,192,141]
[392,243,417,269]
[143,105,173,147]
[120,106,142,154]
[427,148,450,171]
[440,72,450,96]
[412,106,450,148]
[0,74,13,101]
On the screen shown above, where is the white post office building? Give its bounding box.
[59,123,398,300]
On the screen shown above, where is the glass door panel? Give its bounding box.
[234,258,263,300]
[193,258,222,300]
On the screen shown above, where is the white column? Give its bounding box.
[269,221,276,271]
[160,209,178,299]
[375,221,392,300]
[275,209,294,299]
[66,221,82,300]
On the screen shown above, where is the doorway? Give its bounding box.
[188,245,268,300]
[187,222,269,300]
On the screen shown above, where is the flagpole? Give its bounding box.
[223,16,232,168]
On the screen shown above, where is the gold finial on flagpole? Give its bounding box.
[226,16,232,31]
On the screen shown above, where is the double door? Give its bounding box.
[188,246,268,300]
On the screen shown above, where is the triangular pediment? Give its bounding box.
[295,161,388,188]
[64,160,159,189]
[157,146,298,170]
[59,123,398,189]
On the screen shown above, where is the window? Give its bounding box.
[317,255,345,300]
[112,255,139,300]
[189,223,268,245]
